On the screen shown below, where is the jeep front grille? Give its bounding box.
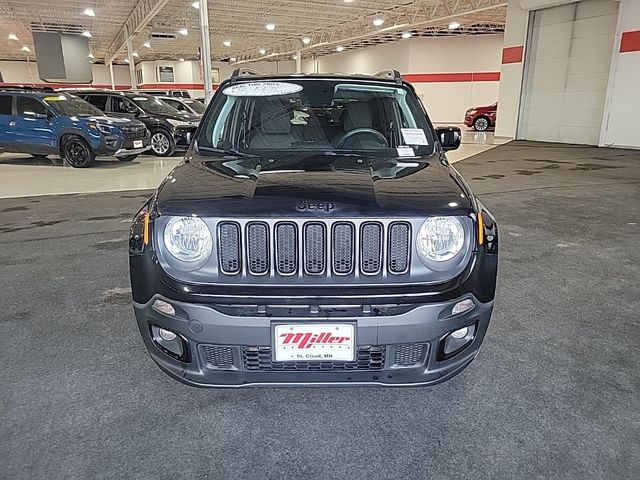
[217,220,411,279]
[243,345,385,371]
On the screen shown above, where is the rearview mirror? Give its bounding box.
[435,126,461,152]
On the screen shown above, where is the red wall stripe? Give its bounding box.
[620,30,640,53]
[501,46,524,64]
[403,72,500,83]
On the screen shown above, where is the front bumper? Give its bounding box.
[94,135,151,157]
[133,293,493,387]
[174,126,197,151]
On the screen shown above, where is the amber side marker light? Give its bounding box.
[143,212,150,245]
[477,211,484,245]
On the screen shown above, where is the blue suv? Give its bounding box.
[0,89,150,168]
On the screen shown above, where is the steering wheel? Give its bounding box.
[336,128,389,149]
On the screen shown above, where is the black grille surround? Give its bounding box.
[120,124,147,140]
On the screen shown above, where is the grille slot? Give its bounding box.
[243,345,385,371]
[219,222,241,274]
[394,343,427,366]
[332,223,354,275]
[275,223,297,275]
[361,223,382,274]
[200,345,235,369]
[247,222,269,275]
[304,223,326,275]
[388,222,410,274]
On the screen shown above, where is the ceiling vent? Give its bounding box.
[150,32,177,40]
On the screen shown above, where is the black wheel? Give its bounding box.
[150,129,175,157]
[118,155,137,162]
[473,116,490,132]
[62,136,95,168]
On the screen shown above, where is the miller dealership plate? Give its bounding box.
[274,324,355,362]
[133,140,143,148]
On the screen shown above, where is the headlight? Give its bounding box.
[166,118,190,127]
[416,217,465,263]
[96,123,114,134]
[163,216,212,262]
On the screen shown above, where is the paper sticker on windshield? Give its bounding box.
[396,146,415,157]
[44,96,65,101]
[401,128,429,145]
[223,82,303,97]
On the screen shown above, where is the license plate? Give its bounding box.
[274,324,355,362]
[133,140,143,148]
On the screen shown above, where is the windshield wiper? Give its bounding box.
[196,146,258,158]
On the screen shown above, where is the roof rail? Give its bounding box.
[374,69,403,85]
[0,85,56,93]
[230,67,263,80]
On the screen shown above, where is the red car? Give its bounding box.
[464,102,497,131]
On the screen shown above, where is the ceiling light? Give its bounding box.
[179,28,188,36]
[191,1,199,8]
[302,36,312,45]
[292,54,298,60]
[223,40,231,47]
[83,8,95,17]
[132,52,139,57]
[373,17,385,27]
[143,41,151,48]
[82,31,92,38]
[265,23,276,31]
[87,53,95,59]
[343,0,355,3]
[8,34,18,41]
[230,57,236,62]
[259,48,267,55]
[402,32,412,39]
[336,46,345,52]
[448,21,461,30]
[123,58,129,63]
[21,46,31,52]
[179,58,185,62]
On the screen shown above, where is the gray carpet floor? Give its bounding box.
[0,141,638,479]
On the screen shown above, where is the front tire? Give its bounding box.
[473,116,490,132]
[150,129,175,157]
[62,136,95,168]
[118,155,137,162]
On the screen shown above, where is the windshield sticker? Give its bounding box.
[44,96,65,101]
[223,82,303,97]
[401,128,429,145]
[133,97,149,101]
[396,146,416,157]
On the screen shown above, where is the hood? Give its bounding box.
[155,152,473,217]
[148,112,200,123]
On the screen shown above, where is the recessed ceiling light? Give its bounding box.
[402,32,412,39]
[179,58,185,62]
[123,58,129,63]
[191,1,199,8]
[265,23,276,31]
[448,21,461,29]
[132,52,139,57]
[83,8,95,17]
[82,31,92,38]
[259,48,267,55]
[302,36,312,45]
[143,41,151,48]
[179,28,188,36]
[87,53,95,59]
[343,0,355,3]
[292,54,298,60]
[21,46,31,52]
[336,46,345,52]
[373,17,385,27]
[223,40,231,47]
[8,34,18,41]
[230,57,237,62]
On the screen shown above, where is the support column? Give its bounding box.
[199,0,214,104]
[126,31,137,90]
[296,50,302,73]
[108,61,116,90]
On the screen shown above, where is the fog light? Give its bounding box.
[439,323,477,360]
[452,298,474,315]
[153,299,176,316]
[159,328,177,341]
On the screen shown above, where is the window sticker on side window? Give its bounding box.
[400,128,429,145]
[223,82,303,97]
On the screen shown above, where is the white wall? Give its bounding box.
[0,60,131,87]
[600,0,640,148]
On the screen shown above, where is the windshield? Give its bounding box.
[129,95,182,116]
[196,80,434,157]
[183,99,206,114]
[44,95,103,116]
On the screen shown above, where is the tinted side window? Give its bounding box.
[17,97,47,116]
[83,94,108,110]
[0,96,12,115]
[112,97,138,114]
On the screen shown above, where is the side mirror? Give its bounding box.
[435,126,462,152]
[25,111,49,120]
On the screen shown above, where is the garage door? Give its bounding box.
[518,0,619,144]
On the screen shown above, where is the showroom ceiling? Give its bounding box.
[0,0,506,63]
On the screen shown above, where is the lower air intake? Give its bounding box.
[394,343,427,366]
[243,345,385,371]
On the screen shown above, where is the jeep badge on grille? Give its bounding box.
[296,200,335,212]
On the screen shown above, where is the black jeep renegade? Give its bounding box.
[129,69,498,387]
